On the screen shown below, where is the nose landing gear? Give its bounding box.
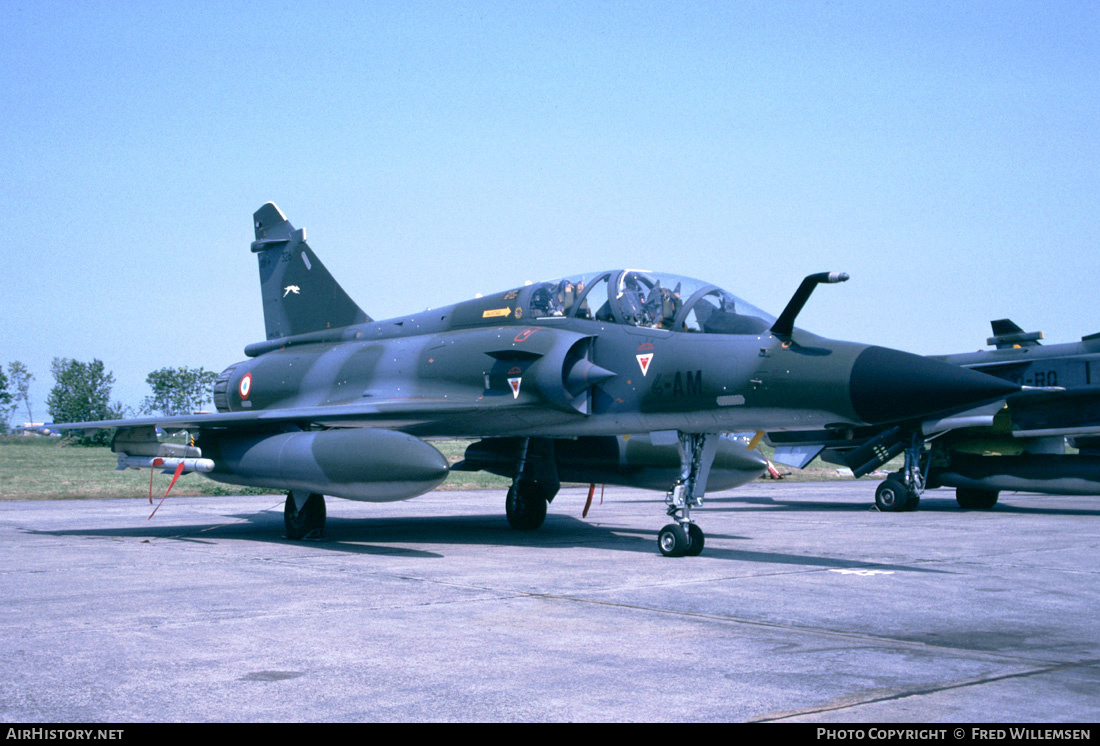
[874,433,926,512]
[658,432,717,557]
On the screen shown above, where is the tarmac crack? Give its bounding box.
[749,658,1100,722]
[277,563,1094,674]
[917,543,1100,564]
[510,590,1095,672]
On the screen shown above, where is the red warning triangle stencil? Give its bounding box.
[636,353,654,377]
[508,377,522,399]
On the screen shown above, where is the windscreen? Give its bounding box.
[526,270,775,335]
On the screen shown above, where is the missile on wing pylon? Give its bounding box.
[116,455,215,473]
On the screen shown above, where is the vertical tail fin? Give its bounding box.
[251,203,370,340]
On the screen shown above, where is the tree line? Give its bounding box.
[0,359,217,445]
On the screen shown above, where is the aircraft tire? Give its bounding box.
[658,523,690,557]
[904,493,921,511]
[284,492,326,540]
[684,523,705,556]
[506,483,547,530]
[875,478,909,512]
[956,487,999,510]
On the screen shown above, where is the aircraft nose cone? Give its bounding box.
[849,346,1020,425]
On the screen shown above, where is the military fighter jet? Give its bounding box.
[769,320,1100,510]
[45,203,1022,556]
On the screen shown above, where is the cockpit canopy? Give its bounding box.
[524,270,775,335]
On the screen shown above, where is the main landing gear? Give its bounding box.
[285,491,326,540]
[506,481,549,530]
[658,432,717,557]
[504,438,558,531]
[874,432,926,512]
[956,486,999,509]
[871,434,1000,512]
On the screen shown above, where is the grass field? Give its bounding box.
[0,436,510,500]
[0,434,871,501]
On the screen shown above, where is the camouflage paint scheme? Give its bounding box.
[45,204,1022,554]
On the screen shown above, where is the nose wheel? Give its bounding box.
[658,433,716,557]
[658,521,705,557]
[875,432,926,512]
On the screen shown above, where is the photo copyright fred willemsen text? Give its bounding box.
[817,728,1091,741]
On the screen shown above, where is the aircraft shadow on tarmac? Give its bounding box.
[704,491,1100,517]
[23,508,941,573]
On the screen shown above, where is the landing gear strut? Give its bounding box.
[658,432,717,557]
[875,432,926,512]
[285,491,326,540]
[504,438,555,530]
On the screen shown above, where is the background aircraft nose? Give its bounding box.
[849,346,1020,425]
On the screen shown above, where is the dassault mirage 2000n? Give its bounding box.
[45,203,1022,557]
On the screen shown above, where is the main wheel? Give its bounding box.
[284,492,326,540]
[956,487,999,509]
[506,482,548,530]
[684,523,705,557]
[875,478,909,512]
[658,523,690,557]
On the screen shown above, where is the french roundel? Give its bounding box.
[239,373,252,400]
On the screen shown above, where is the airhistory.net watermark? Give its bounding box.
[6,730,123,741]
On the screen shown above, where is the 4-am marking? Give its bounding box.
[650,370,703,397]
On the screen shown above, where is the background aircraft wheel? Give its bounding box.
[506,482,548,530]
[956,487,999,509]
[684,523,705,556]
[658,523,690,557]
[284,492,326,540]
[875,478,909,512]
[904,493,921,511]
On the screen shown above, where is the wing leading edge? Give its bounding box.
[40,398,486,434]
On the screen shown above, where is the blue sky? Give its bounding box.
[2,1,1098,421]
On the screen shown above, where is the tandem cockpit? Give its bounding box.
[524,270,775,335]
